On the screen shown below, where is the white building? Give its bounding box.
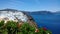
[0,10,28,23]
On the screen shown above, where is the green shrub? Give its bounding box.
[0,20,4,27]
[0,20,52,34]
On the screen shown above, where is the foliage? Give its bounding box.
[0,20,52,34]
[0,20,4,27]
[18,23,35,34]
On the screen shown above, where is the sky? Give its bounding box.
[0,0,60,12]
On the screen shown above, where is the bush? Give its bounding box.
[0,20,4,27]
[0,20,52,34]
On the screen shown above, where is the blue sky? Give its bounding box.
[0,0,60,12]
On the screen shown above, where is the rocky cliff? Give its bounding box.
[0,9,38,28]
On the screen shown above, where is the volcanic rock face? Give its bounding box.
[0,9,38,28]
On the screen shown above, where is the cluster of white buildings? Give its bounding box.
[0,11,28,23]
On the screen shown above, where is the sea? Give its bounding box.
[30,14,60,34]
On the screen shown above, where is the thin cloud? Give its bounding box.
[8,0,25,6]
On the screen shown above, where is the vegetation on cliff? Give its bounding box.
[0,20,52,34]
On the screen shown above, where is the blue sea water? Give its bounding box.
[30,14,60,34]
